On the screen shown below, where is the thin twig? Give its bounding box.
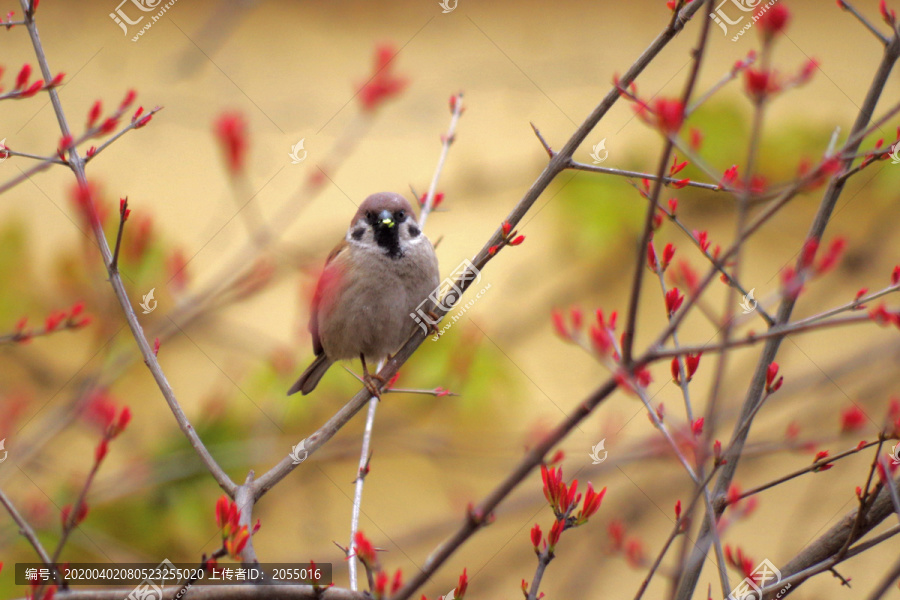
[110,197,127,271]
[0,148,67,164]
[838,0,891,45]
[648,312,874,361]
[530,122,554,157]
[419,92,464,230]
[729,441,879,502]
[566,159,729,192]
[347,390,379,591]
[84,106,163,163]
[0,487,54,567]
[0,155,58,195]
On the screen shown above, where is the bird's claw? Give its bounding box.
[364,373,386,398]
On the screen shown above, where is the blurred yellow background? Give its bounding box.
[1,0,900,598]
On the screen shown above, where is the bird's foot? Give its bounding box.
[360,354,385,398]
[426,310,441,335]
[364,373,386,398]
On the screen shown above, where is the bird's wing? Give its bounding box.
[309,240,348,356]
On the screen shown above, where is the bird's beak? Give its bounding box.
[377,209,395,229]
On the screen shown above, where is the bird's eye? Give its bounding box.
[395,210,405,221]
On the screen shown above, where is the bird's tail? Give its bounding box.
[287,354,333,396]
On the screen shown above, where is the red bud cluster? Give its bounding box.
[840,405,867,433]
[359,44,408,112]
[418,191,444,209]
[488,221,525,256]
[724,545,756,580]
[607,519,645,568]
[671,352,701,384]
[215,495,251,560]
[812,450,834,472]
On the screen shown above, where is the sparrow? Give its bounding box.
[288,192,440,396]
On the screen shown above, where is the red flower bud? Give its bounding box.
[813,450,834,471]
[662,243,675,270]
[88,101,102,129]
[119,89,137,111]
[816,237,846,274]
[684,352,701,380]
[454,568,468,600]
[840,405,867,432]
[880,0,897,25]
[358,44,407,112]
[744,69,780,101]
[693,230,710,252]
[530,523,542,549]
[719,165,739,190]
[647,241,658,271]
[800,237,819,270]
[94,438,109,463]
[353,530,378,567]
[653,98,684,135]
[689,127,703,151]
[548,518,563,550]
[757,4,790,38]
[61,502,89,529]
[669,155,688,176]
[691,417,704,437]
[665,287,684,317]
[15,64,31,90]
[214,112,248,175]
[765,362,783,394]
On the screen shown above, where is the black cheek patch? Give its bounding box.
[351,227,365,240]
[408,225,421,238]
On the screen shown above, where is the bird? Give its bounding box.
[288,192,440,396]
